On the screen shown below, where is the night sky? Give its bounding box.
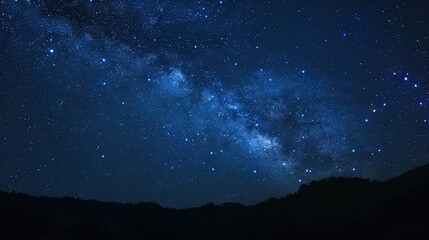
[1,0,428,208]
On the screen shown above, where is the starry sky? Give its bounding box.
[0,0,428,208]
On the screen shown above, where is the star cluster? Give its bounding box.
[0,0,428,208]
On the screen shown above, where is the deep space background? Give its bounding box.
[0,0,428,208]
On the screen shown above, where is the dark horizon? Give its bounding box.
[2,161,427,210]
[2,161,425,210]
[2,162,429,239]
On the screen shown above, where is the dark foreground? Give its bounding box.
[1,164,429,240]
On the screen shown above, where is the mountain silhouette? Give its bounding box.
[1,163,429,239]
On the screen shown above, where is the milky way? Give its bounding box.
[1,0,428,208]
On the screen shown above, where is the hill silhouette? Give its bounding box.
[1,164,429,239]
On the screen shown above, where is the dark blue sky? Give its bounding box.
[1,0,428,208]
